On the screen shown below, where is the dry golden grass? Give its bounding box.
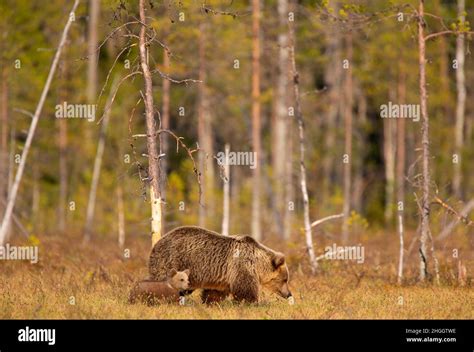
[0,231,473,319]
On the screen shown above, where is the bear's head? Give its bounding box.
[168,269,190,290]
[261,252,292,299]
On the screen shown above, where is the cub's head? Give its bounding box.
[261,252,292,299]
[168,269,190,290]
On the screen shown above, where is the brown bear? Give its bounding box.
[128,269,190,305]
[148,226,292,303]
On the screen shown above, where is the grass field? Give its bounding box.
[0,230,473,319]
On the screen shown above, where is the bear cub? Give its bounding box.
[128,269,190,305]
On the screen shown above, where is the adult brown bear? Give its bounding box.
[148,226,292,303]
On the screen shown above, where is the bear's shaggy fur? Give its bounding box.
[128,269,190,305]
[148,226,292,303]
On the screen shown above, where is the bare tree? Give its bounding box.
[414,0,474,282]
[221,144,230,236]
[251,0,262,240]
[139,0,162,247]
[289,7,317,274]
[453,0,466,199]
[0,0,79,245]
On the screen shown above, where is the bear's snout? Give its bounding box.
[279,283,292,299]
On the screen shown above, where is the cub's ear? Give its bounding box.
[183,269,191,276]
[272,252,286,269]
[168,268,178,277]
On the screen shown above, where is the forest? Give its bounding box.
[0,0,473,319]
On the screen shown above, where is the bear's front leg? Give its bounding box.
[230,269,259,303]
[201,289,229,304]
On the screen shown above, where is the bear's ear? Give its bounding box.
[183,269,190,276]
[168,268,178,277]
[272,252,286,269]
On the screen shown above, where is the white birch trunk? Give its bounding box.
[418,0,430,281]
[289,8,317,274]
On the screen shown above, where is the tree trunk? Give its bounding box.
[0,68,8,218]
[342,32,353,244]
[251,0,262,240]
[396,69,406,211]
[5,125,15,241]
[58,116,68,232]
[418,0,430,281]
[453,0,466,199]
[117,184,125,249]
[384,90,396,224]
[397,212,404,285]
[352,88,366,213]
[83,77,118,242]
[58,60,68,232]
[139,0,162,248]
[0,0,79,245]
[396,68,406,286]
[87,0,100,103]
[222,144,230,236]
[160,49,170,233]
[322,0,342,199]
[289,7,317,274]
[283,112,294,240]
[32,162,40,229]
[198,21,215,228]
[273,0,289,237]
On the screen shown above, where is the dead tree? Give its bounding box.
[99,1,202,248]
[0,0,79,245]
[289,6,317,274]
[139,0,162,247]
[414,0,474,282]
